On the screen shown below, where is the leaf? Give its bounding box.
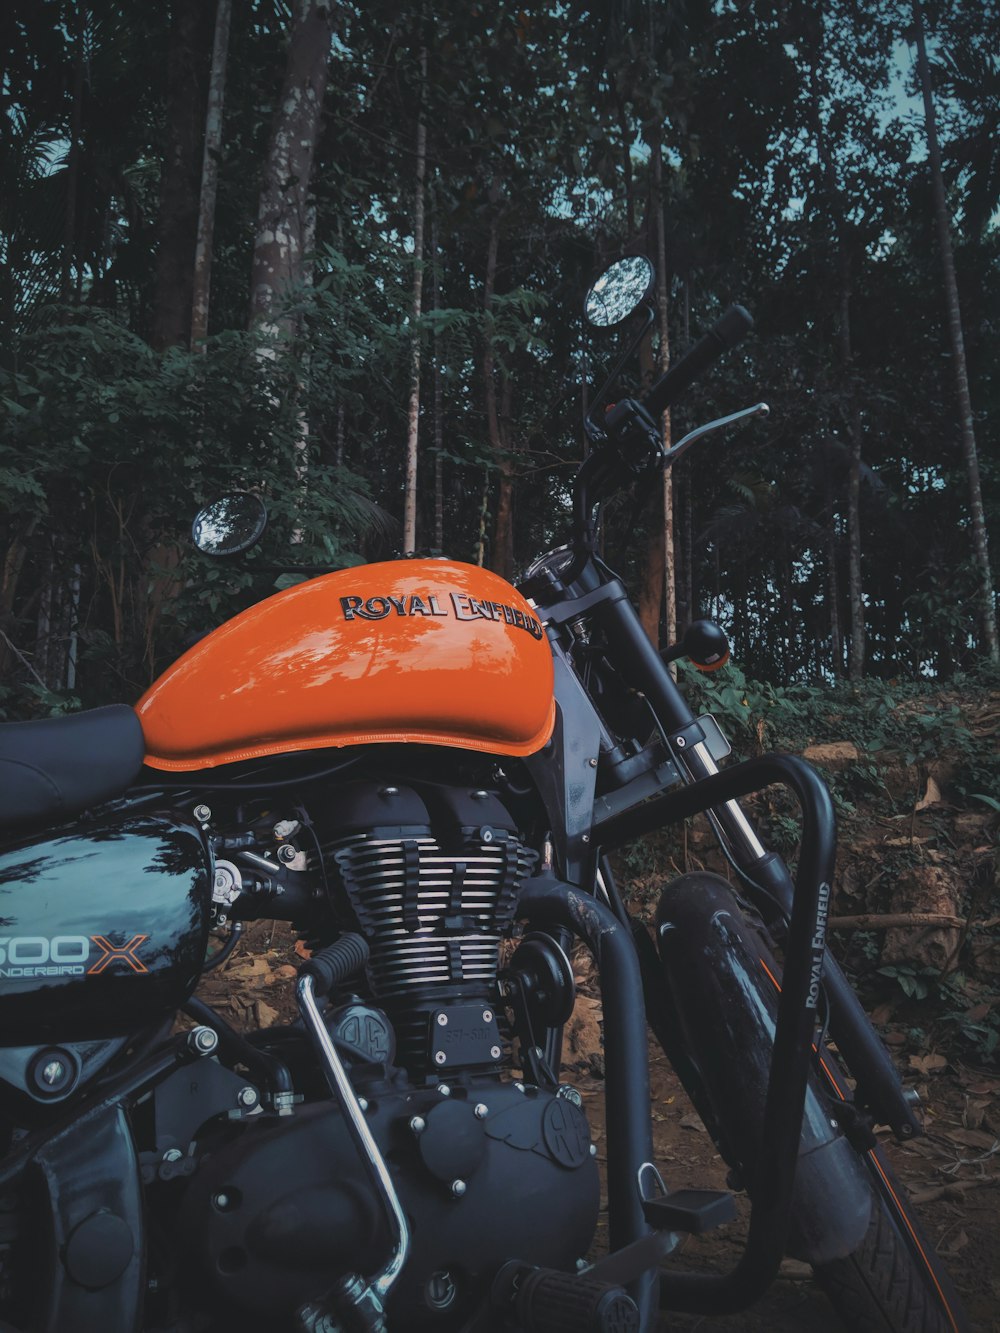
[941,1127,999,1152]
[915,776,942,810]
[679,1112,707,1133]
[908,1053,949,1075]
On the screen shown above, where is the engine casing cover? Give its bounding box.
[176,1075,599,1328]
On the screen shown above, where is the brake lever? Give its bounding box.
[663,401,770,466]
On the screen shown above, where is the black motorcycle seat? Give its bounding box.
[0,705,146,831]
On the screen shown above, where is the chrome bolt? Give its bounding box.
[575,1258,589,1272]
[409,1115,426,1136]
[276,843,297,864]
[380,786,399,797]
[588,757,598,768]
[533,1046,544,1058]
[193,804,212,822]
[189,1026,218,1055]
[450,1179,466,1198]
[482,829,494,843]
[162,1148,182,1163]
[589,1143,598,1157]
[437,1084,451,1097]
[472,790,489,799]
[237,1086,258,1108]
[436,1013,448,1027]
[42,1060,65,1085]
[474,1103,488,1120]
[357,1097,369,1112]
[676,736,687,749]
[213,1193,230,1210]
[490,1045,502,1060]
[582,833,591,844]
[434,1051,447,1065]
[482,1009,493,1023]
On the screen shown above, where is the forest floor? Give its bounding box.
[194,682,1000,1331]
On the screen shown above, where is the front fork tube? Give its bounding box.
[676,741,921,1141]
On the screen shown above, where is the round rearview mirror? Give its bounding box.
[192,493,268,556]
[584,256,655,328]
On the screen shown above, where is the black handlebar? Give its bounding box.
[642,304,753,418]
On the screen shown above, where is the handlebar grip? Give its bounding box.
[643,304,753,417]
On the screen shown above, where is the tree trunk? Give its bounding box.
[402,49,427,555]
[431,211,444,553]
[483,181,515,581]
[824,490,843,676]
[191,0,232,348]
[249,0,334,332]
[151,0,212,350]
[638,131,674,648]
[912,1,999,664]
[61,4,87,303]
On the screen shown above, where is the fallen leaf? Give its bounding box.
[908,1053,949,1075]
[268,964,298,982]
[294,939,313,959]
[941,1230,969,1257]
[224,958,273,986]
[962,1098,991,1131]
[255,999,279,1028]
[942,1126,999,1151]
[915,777,942,811]
[679,1112,707,1133]
[960,1078,1000,1096]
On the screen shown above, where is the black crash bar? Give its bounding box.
[591,753,836,1314]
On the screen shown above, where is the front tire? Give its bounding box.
[649,872,969,1333]
[813,1142,967,1332]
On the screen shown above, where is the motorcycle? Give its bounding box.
[0,257,969,1333]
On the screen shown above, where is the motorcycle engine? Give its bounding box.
[171,775,599,1329]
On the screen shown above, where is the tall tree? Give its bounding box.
[150,0,213,350]
[249,0,335,331]
[191,0,232,348]
[402,47,427,554]
[911,0,999,664]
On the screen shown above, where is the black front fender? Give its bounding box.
[652,872,871,1265]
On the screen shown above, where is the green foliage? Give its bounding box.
[1,0,998,713]
[677,659,811,755]
[0,304,378,710]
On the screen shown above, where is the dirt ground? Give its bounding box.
[196,918,999,1333]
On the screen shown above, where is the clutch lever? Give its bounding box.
[663,401,770,466]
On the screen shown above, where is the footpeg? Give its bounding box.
[642,1188,735,1235]
[492,1261,639,1332]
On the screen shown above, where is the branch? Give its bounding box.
[0,629,47,690]
[910,1177,999,1206]
[829,913,966,930]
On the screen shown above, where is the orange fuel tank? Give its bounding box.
[137,560,555,771]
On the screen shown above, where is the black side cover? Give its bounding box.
[0,705,145,829]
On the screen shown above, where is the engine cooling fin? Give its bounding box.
[321,781,536,1071]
